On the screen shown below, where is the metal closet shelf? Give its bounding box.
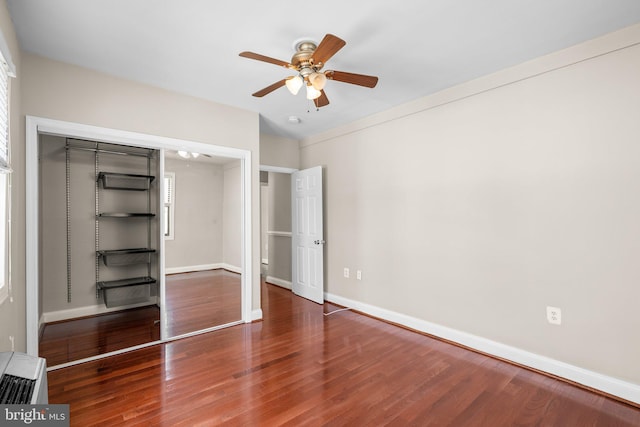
[97,276,157,290]
[65,143,155,158]
[97,172,155,191]
[98,213,156,218]
[97,248,156,267]
[96,276,157,308]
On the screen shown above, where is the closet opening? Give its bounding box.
[38,137,162,365]
[26,116,253,368]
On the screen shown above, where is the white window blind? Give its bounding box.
[0,59,9,172]
[164,174,173,204]
[164,173,175,240]
[0,46,11,302]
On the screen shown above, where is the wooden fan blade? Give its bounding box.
[326,70,378,88]
[252,79,287,97]
[314,90,330,108]
[239,51,292,68]
[311,34,346,65]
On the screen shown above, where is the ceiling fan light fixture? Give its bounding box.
[285,75,303,95]
[309,72,327,90]
[177,150,201,159]
[306,84,322,100]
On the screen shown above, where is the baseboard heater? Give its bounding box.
[0,352,48,404]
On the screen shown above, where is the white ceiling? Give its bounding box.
[7,1,640,140]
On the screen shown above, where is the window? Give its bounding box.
[164,172,175,240]
[0,36,15,305]
[0,173,7,303]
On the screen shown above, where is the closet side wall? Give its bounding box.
[40,135,93,314]
[222,162,241,271]
[266,173,292,283]
[164,157,224,270]
[40,135,159,316]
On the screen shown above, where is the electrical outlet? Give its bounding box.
[356,270,362,280]
[343,268,350,278]
[546,306,562,325]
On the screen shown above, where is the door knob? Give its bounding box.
[314,240,326,245]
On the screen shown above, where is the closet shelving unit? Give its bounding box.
[65,139,158,308]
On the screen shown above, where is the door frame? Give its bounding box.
[259,165,297,289]
[259,165,325,304]
[26,116,253,357]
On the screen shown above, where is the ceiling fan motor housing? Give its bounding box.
[291,41,323,76]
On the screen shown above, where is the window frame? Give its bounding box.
[164,172,175,240]
[0,173,8,304]
[0,32,14,305]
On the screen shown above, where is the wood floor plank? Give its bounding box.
[47,279,640,426]
[40,270,241,365]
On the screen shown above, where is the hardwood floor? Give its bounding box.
[40,270,241,365]
[48,280,640,426]
[165,269,241,337]
[39,306,160,366]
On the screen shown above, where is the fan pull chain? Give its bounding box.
[306,99,320,113]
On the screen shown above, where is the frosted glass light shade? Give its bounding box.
[178,150,189,159]
[309,72,327,90]
[285,75,303,95]
[306,84,322,100]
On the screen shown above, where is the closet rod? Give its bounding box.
[65,145,154,158]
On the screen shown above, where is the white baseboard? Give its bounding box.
[265,276,292,290]
[221,263,242,274]
[324,292,640,405]
[251,308,263,321]
[165,263,241,275]
[43,298,158,324]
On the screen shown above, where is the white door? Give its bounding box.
[291,166,324,304]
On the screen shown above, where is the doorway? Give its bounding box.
[26,116,253,364]
[259,165,325,305]
[260,167,293,289]
[259,168,294,290]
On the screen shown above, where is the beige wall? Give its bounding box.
[223,162,242,269]
[260,184,268,263]
[266,172,292,282]
[165,157,224,269]
[0,0,23,353]
[13,52,260,352]
[301,28,640,385]
[260,133,299,169]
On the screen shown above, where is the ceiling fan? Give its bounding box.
[239,34,378,108]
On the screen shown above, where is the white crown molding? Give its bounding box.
[301,23,640,148]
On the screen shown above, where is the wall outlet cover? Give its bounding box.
[546,306,562,325]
